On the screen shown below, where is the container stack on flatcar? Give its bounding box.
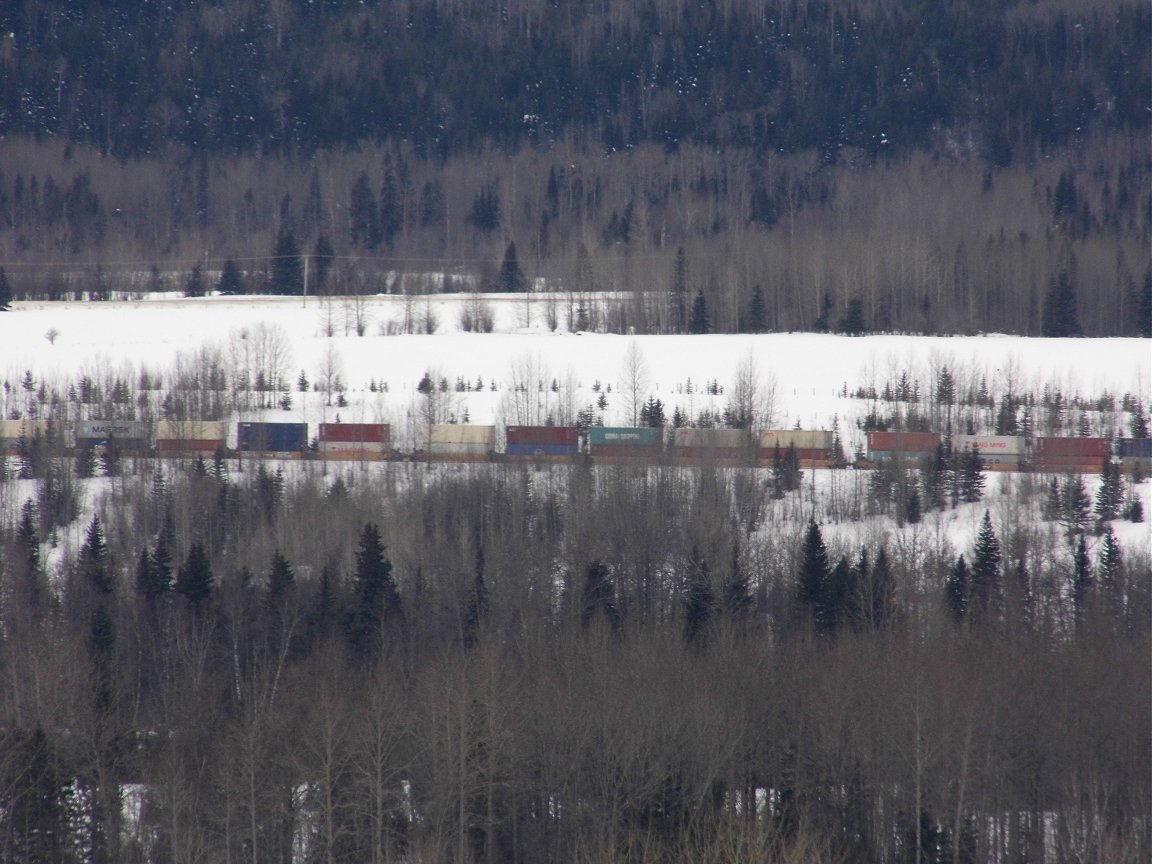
[673,427,754,466]
[953,434,1025,471]
[1118,437,1152,476]
[588,427,662,463]
[155,420,228,456]
[318,423,390,460]
[428,424,496,462]
[504,426,579,462]
[759,429,834,468]
[0,419,51,456]
[866,431,941,465]
[237,421,308,458]
[1033,437,1110,474]
[76,420,150,454]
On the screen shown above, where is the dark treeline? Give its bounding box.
[0,0,1149,335]
[1,458,1148,862]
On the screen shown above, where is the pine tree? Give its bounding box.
[683,548,716,645]
[271,228,304,295]
[797,519,831,634]
[970,511,1001,623]
[746,284,767,333]
[347,523,403,656]
[176,542,214,612]
[1093,455,1124,527]
[80,515,113,595]
[958,445,985,503]
[1097,525,1123,594]
[837,296,866,335]
[1070,534,1093,627]
[0,265,13,310]
[1041,269,1082,337]
[349,171,381,248]
[497,241,528,293]
[825,556,854,633]
[946,555,969,624]
[268,550,295,604]
[689,290,710,334]
[217,257,245,295]
[311,234,335,290]
[1061,474,1092,536]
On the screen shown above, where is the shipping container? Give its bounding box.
[0,419,51,440]
[237,422,308,452]
[867,432,940,455]
[155,420,228,442]
[674,428,749,449]
[759,430,834,450]
[506,426,579,447]
[318,440,389,454]
[156,439,223,455]
[1035,437,1111,459]
[77,419,150,441]
[318,423,390,445]
[590,445,665,462]
[429,425,497,446]
[588,427,661,447]
[954,435,1025,455]
[1118,438,1152,459]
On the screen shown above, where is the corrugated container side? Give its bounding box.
[1035,437,1111,458]
[429,425,497,445]
[77,419,149,440]
[506,426,579,446]
[588,427,661,447]
[1118,438,1152,458]
[760,446,830,461]
[237,422,308,452]
[77,437,149,451]
[318,423,390,444]
[1034,457,1107,473]
[590,444,663,461]
[0,419,51,439]
[954,435,1025,455]
[156,439,223,454]
[155,420,227,441]
[760,430,834,450]
[429,442,494,455]
[505,443,579,457]
[674,428,749,449]
[867,431,941,453]
[319,440,389,454]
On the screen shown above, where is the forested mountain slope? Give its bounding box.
[0,0,1148,334]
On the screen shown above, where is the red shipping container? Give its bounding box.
[1035,437,1110,458]
[867,432,940,453]
[506,426,579,446]
[318,423,390,444]
[156,439,223,453]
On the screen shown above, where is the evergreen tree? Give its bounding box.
[0,725,69,862]
[689,290,710,334]
[796,519,831,634]
[176,542,214,612]
[217,257,245,295]
[1041,269,1082,337]
[379,166,403,247]
[497,241,528,293]
[347,523,403,656]
[957,445,985,503]
[349,171,381,248]
[746,284,767,333]
[79,515,113,596]
[837,296,866,335]
[1093,455,1124,528]
[268,550,295,604]
[920,443,950,511]
[1070,534,1093,627]
[867,546,895,629]
[468,186,501,232]
[1097,525,1123,593]
[1061,474,1092,536]
[270,228,304,295]
[946,554,969,624]
[904,486,922,524]
[311,234,336,291]
[0,265,13,310]
[581,561,621,631]
[970,511,1001,623]
[184,264,206,298]
[825,556,854,633]
[683,548,716,645]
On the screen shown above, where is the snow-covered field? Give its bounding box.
[1,292,1149,559]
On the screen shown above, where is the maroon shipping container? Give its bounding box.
[590,444,662,461]
[867,432,940,453]
[1035,437,1110,459]
[506,426,579,446]
[318,423,390,444]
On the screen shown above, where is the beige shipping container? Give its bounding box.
[429,425,497,446]
[155,420,228,442]
[674,428,748,449]
[760,429,833,450]
[0,419,50,440]
[319,440,388,454]
[954,434,1025,456]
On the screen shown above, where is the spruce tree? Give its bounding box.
[0,265,12,310]
[217,258,245,295]
[837,297,866,335]
[1062,474,1092,536]
[268,550,295,604]
[1041,269,1082,337]
[271,228,304,295]
[581,561,621,631]
[176,542,214,612]
[958,445,985,503]
[80,515,113,595]
[349,171,381,248]
[1097,525,1123,593]
[683,549,716,645]
[970,511,1001,622]
[946,555,969,624]
[689,290,710,334]
[746,284,767,333]
[497,241,528,293]
[1070,534,1093,627]
[797,519,831,634]
[1093,455,1123,527]
[347,523,403,656]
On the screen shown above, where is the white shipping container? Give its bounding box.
[429,425,496,445]
[760,429,833,450]
[674,428,747,448]
[155,420,227,441]
[954,435,1025,455]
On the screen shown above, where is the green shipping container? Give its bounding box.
[588,427,661,447]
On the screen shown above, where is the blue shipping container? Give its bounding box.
[238,422,308,452]
[505,443,579,456]
[1119,438,1152,458]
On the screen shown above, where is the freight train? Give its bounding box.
[1,419,1148,476]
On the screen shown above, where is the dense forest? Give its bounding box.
[0,0,1149,334]
[0,452,1148,863]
